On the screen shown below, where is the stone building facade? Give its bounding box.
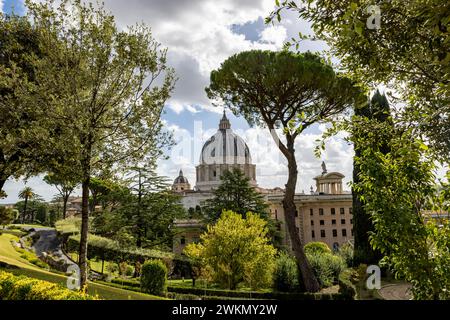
[172,113,353,254]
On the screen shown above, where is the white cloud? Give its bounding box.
[260,25,287,47]
[161,120,353,193]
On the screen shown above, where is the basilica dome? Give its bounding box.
[199,112,252,165]
[195,112,256,192]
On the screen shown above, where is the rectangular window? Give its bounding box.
[331,208,336,215]
[312,230,315,238]
[310,208,313,216]
[332,229,337,237]
[180,236,186,245]
[342,229,347,237]
[319,208,324,216]
[340,208,345,215]
[320,230,326,238]
[320,220,325,226]
[311,220,314,226]
[349,207,353,215]
[351,229,354,236]
[332,219,336,225]
[350,219,353,224]
[341,219,346,225]
[295,210,298,217]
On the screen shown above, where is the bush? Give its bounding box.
[304,242,332,255]
[273,251,299,292]
[126,265,134,277]
[337,243,354,267]
[338,269,358,300]
[306,252,346,288]
[140,260,167,296]
[0,271,97,300]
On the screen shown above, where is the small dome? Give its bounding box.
[174,170,189,184]
[199,112,252,165]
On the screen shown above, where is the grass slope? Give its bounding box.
[0,234,164,300]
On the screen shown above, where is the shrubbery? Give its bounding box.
[304,242,332,255]
[0,271,97,300]
[14,246,49,269]
[337,243,354,267]
[304,242,346,288]
[140,260,168,296]
[273,251,299,292]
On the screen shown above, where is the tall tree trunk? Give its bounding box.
[283,140,320,293]
[79,174,90,289]
[63,194,69,219]
[22,196,28,224]
[0,178,7,195]
[78,136,92,290]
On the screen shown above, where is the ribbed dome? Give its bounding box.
[174,170,189,184]
[199,112,252,165]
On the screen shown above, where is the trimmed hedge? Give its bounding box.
[166,285,342,300]
[66,234,192,278]
[141,260,167,296]
[0,271,97,300]
[103,280,342,300]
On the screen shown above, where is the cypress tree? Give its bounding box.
[353,90,391,266]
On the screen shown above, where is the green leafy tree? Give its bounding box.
[44,173,78,219]
[94,166,186,250]
[352,90,390,265]
[353,116,450,299]
[0,207,16,228]
[268,0,450,158]
[24,0,176,288]
[184,210,277,290]
[18,187,38,223]
[206,50,361,292]
[203,168,269,221]
[202,168,283,248]
[15,199,47,224]
[0,14,55,194]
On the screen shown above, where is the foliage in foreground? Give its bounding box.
[306,251,346,288]
[184,210,277,290]
[352,117,450,299]
[140,260,167,296]
[0,271,97,300]
[273,251,299,292]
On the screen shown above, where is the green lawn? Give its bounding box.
[0,234,165,300]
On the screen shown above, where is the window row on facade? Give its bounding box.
[311,228,353,238]
[311,218,353,226]
[310,207,353,216]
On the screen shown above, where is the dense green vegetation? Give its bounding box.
[206,49,362,293]
[185,210,277,291]
[0,271,96,300]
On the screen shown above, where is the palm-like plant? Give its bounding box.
[18,187,38,223]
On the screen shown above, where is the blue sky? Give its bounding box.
[2,0,25,15]
[1,0,355,203]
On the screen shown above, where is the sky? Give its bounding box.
[0,0,355,203]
